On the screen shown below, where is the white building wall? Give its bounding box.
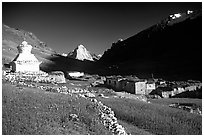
[135,82,146,94]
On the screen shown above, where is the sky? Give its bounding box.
[2,2,201,55]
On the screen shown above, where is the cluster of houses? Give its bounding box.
[156,80,202,98]
[105,76,202,98]
[105,76,156,95]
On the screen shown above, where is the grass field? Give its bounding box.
[2,81,202,135]
[98,97,202,135]
[2,83,111,135]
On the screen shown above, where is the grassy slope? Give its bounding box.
[98,97,202,135]
[2,83,112,135]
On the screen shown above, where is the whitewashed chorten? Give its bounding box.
[10,41,42,72]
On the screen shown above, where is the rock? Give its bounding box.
[84,92,96,98]
[78,94,86,98]
[69,114,79,121]
[99,94,109,98]
[91,99,97,102]
[98,94,105,97]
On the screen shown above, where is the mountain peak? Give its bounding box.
[77,44,85,48]
[68,44,94,61]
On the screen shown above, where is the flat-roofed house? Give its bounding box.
[105,76,157,95]
[105,76,123,91]
[135,80,147,94]
[121,79,136,94]
[146,81,156,94]
[120,78,147,94]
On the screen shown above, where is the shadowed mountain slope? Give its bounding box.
[99,10,202,80]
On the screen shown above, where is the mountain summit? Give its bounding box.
[68,45,94,61]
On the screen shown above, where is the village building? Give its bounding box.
[149,86,174,98]
[161,91,172,98]
[185,85,197,91]
[146,81,156,94]
[105,76,124,91]
[135,80,147,94]
[105,76,156,95]
[120,79,136,94]
[10,41,41,72]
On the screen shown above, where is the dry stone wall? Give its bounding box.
[3,70,66,84]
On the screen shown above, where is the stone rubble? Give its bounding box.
[90,99,128,135]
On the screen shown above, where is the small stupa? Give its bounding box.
[10,41,42,72]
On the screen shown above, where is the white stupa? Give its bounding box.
[10,41,42,72]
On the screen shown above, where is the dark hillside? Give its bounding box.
[99,10,202,80]
[40,54,101,75]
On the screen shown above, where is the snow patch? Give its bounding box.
[61,53,67,57]
[187,10,193,14]
[98,54,102,58]
[169,13,182,20]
